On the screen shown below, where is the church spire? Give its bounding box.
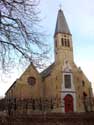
[54,9,74,64]
[54,9,71,36]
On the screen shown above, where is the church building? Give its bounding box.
[5,9,93,113]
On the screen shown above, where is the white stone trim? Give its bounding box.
[61,60,76,112]
[62,72,75,91]
[61,92,76,112]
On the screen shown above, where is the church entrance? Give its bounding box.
[64,94,74,112]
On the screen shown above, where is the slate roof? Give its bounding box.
[40,63,55,78]
[54,9,71,36]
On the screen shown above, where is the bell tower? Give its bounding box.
[54,9,74,64]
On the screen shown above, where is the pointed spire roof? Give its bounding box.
[54,9,71,36]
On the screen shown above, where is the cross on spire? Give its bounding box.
[59,3,62,10]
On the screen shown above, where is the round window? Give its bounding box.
[27,77,36,86]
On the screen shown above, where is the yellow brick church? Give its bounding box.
[5,9,93,113]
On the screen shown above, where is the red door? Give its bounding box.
[64,95,74,112]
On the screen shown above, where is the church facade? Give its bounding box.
[5,9,93,113]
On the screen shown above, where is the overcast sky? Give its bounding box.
[0,0,94,97]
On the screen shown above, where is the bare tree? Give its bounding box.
[0,0,48,71]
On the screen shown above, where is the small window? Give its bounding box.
[67,39,70,47]
[61,38,64,46]
[64,74,71,88]
[65,39,70,47]
[27,76,36,86]
[82,80,85,87]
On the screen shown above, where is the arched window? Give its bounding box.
[67,39,70,47]
[61,38,70,47]
[61,38,64,46]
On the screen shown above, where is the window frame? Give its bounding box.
[61,37,70,47]
[64,74,72,89]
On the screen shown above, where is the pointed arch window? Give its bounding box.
[61,38,70,47]
[65,39,70,47]
[67,39,70,47]
[61,38,64,46]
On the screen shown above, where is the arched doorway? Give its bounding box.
[64,94,74,112]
